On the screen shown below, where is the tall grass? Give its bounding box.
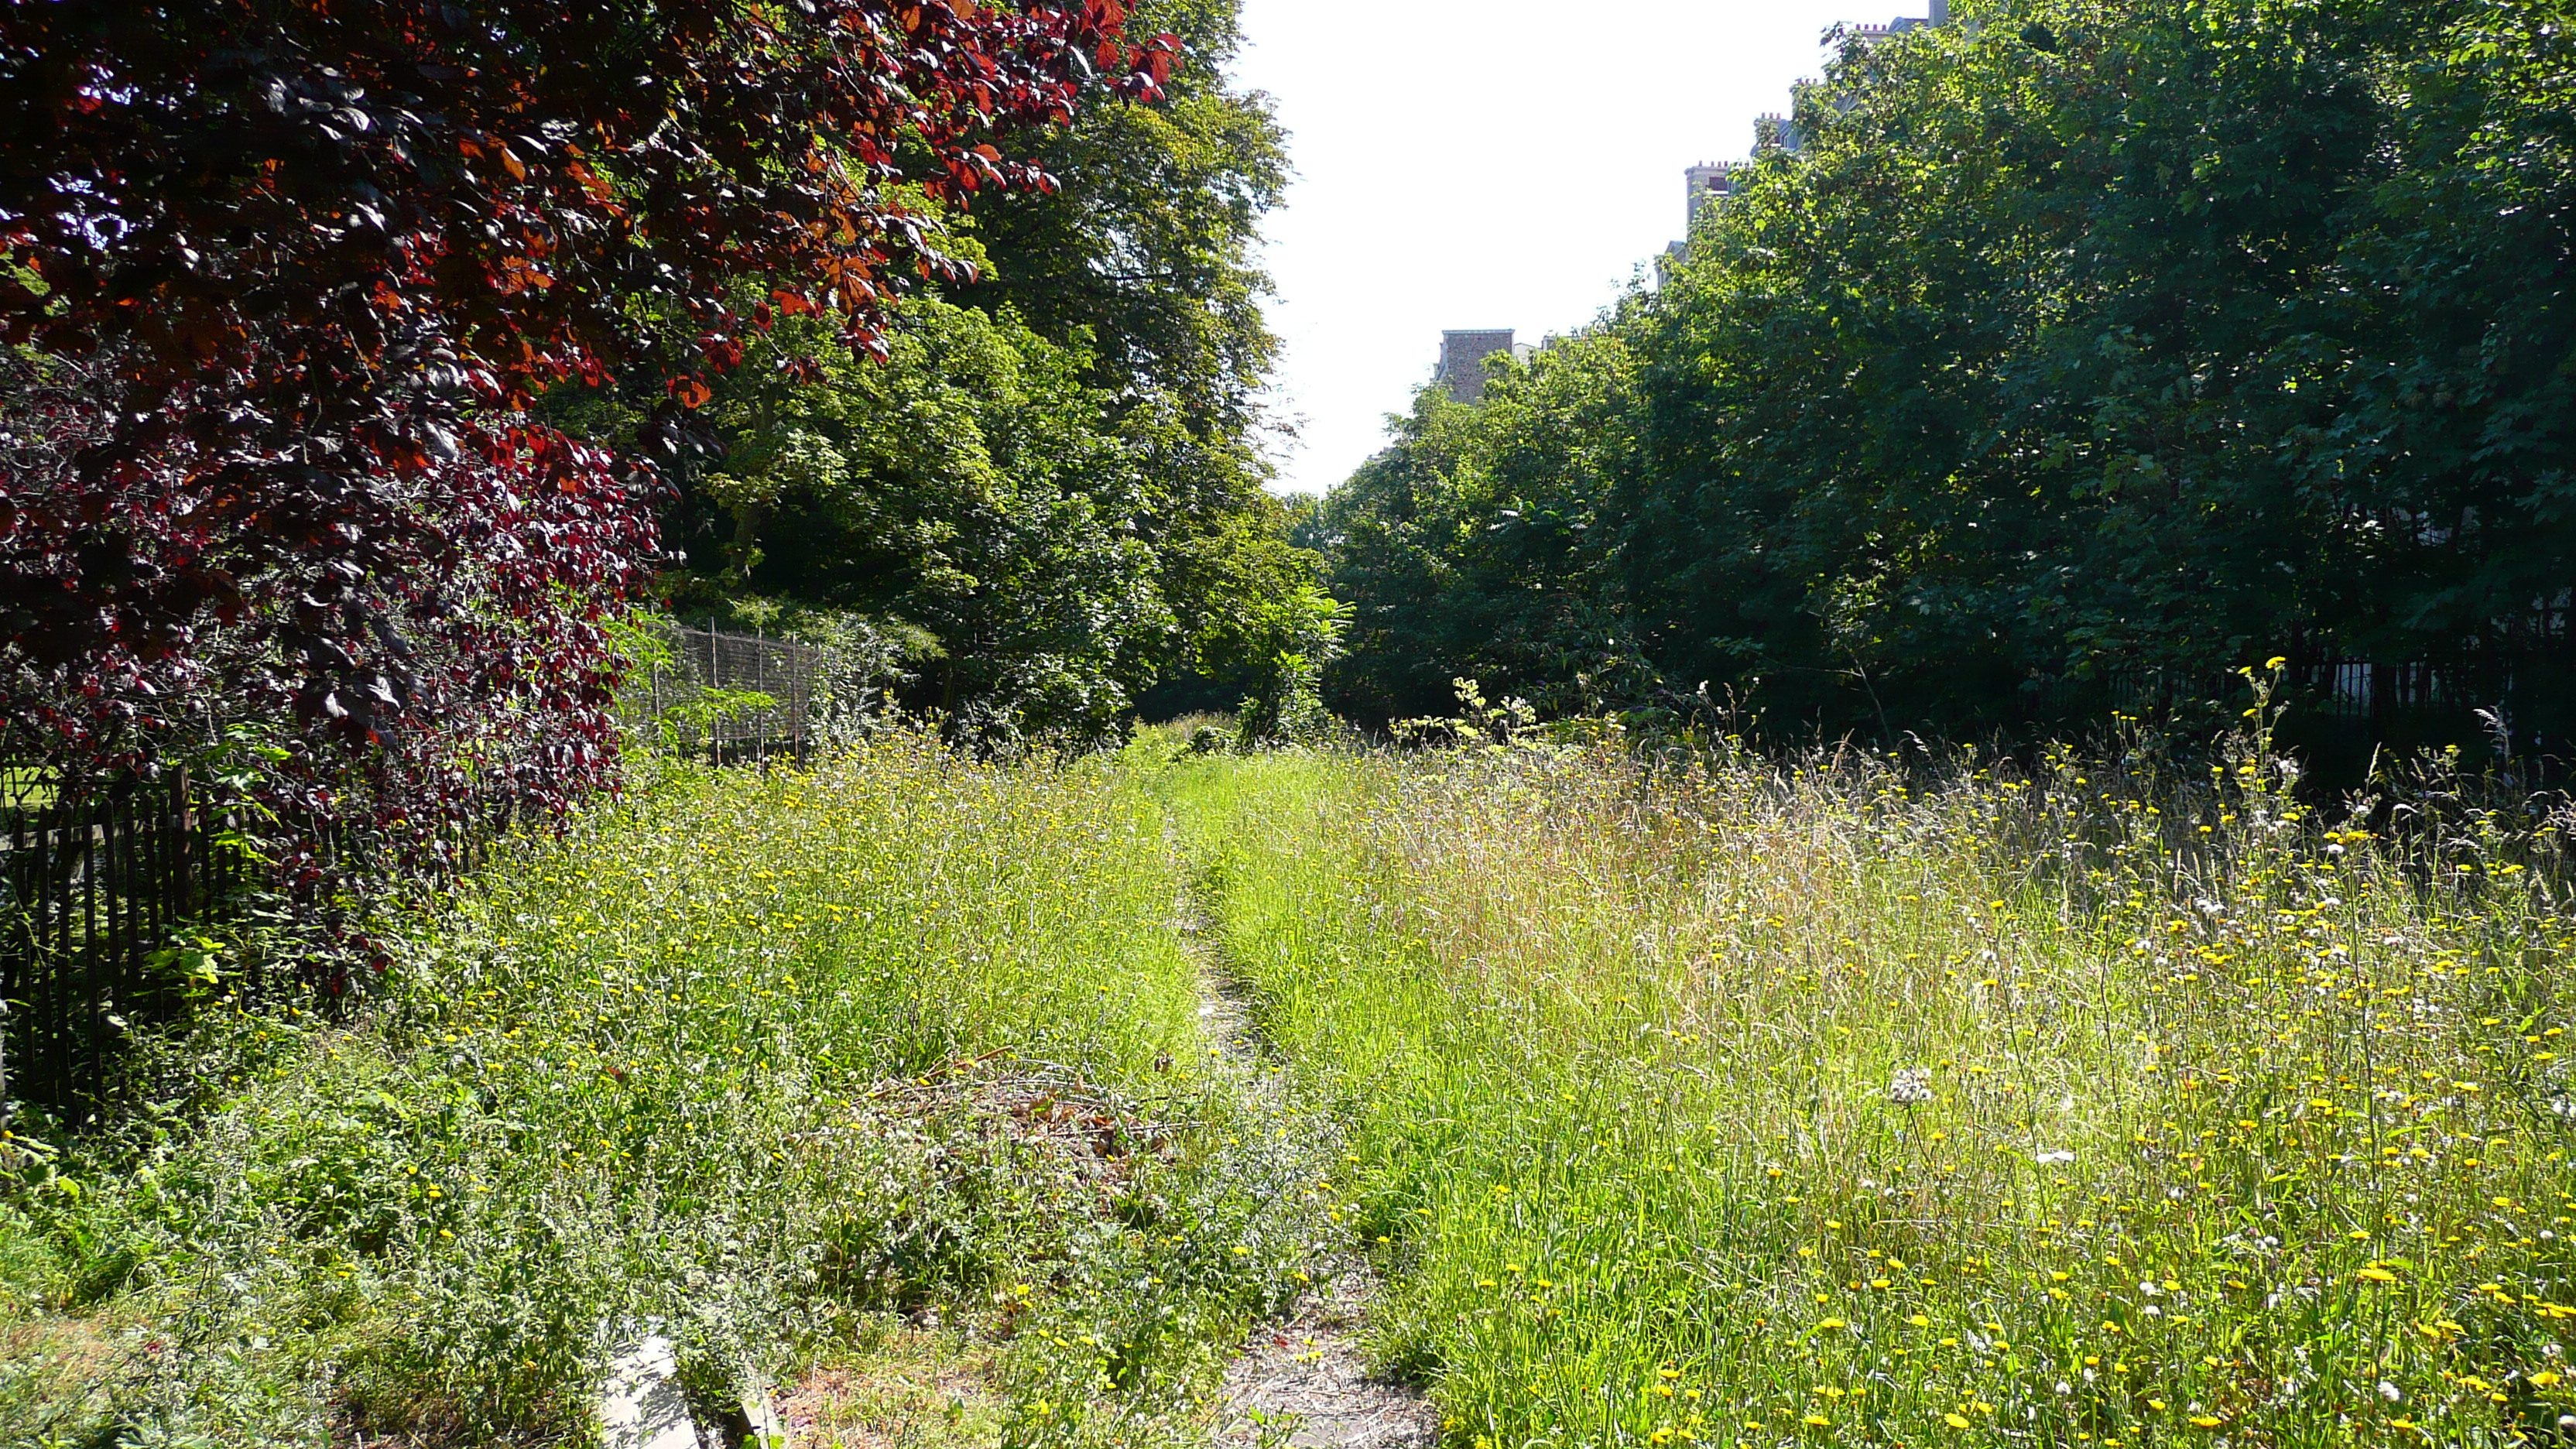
[12,714,2571,1448]
[2,733,1324,1447]
[1163,722,2576,1447]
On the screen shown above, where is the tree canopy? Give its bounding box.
[1316,0,2574,761]
[0,0,1170,889]
[624,0,1331,747]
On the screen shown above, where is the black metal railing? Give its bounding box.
[2,768,240,1115]
[2043,651,2569,774]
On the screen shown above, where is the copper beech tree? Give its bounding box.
[0,2,1170,905]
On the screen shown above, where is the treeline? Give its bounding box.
[564,0,1335,750]
[1314,0,2575,757]
[1,0,1319,913]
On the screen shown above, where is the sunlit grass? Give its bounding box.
[12,715,2571,1447]
[2,732,1324,1447]
[1163,725,2576,1447]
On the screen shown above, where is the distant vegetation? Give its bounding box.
[1311,0,2574,758]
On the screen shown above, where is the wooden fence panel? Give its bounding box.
[1,770,234,1115]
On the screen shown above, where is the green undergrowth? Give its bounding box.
[0,731,1333,1448]
[1159,728,2576,1448]
[14,716,2572,1449]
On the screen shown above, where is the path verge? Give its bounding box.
[1167,869,1435,1449]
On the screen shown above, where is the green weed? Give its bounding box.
[16,713,2567,1449]
[1162,726,2575,1447]
[1,732,1330,1447]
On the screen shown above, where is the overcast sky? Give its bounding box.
[1231,0,1910,497]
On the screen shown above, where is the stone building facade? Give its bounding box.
[1434,329,1528,404]
[1684,161,1742,237]
[1669,5,1948,254]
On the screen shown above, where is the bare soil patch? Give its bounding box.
[778,1332,1005,1449]
[1213,1269,1434,1448]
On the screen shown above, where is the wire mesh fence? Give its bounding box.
[2,621,857,1113]
[2,768,240,1115]
[622,621,855,764]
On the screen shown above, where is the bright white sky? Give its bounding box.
[1231,0,1907,497]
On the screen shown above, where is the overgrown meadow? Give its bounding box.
[4,708,2572,1449]
[0,734,1331,1448]
[1163,715,2576,1448]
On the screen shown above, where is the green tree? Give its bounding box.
[552,0,1327,745]
[630,300,1163,746]
[1320,0,2576,756]
[961,0,1284,432]
[1314,329,1652,724]
[957,0,1310,724]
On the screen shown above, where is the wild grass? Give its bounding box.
[1162,717,2576,1447]
[10,709,2571,1448]
[1,731,1328,1448]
